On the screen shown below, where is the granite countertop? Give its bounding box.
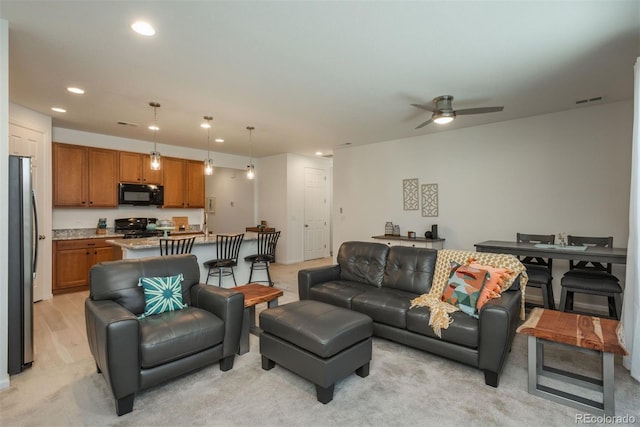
[52,228,204,241]
[107,232,258,250]
[53,229,124,240]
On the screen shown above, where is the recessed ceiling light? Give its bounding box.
[51,107,67,113]
[148,124,159,131]
[200,122,211,129]
[215,138,224,143]
[131,21,155,36]
[315,151,323,156]
[67,87,84,94]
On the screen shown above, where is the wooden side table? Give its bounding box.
[230,283,283,355]
[517,308,628,416]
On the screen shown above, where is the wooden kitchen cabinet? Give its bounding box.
[53,238,119,294]
[53,142,118,207]
[162,157,204,208]
[119,151,163,185]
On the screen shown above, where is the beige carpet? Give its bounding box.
[1,259,639,426]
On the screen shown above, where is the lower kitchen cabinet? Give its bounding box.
[53,238,120,294]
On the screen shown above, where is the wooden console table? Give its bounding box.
[372,235,444,249]
[516,308,627,416]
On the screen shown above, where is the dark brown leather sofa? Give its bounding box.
[85,254,244,415]
[298,241,522,387]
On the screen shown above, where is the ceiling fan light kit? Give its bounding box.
[412,95,504,129]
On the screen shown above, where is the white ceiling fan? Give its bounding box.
[411,95,504,129]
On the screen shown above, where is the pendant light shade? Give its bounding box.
[203,116,214,175]
[149,102,161,170]
[246,126,255,180]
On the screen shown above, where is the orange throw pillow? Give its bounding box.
[468,261,515,309]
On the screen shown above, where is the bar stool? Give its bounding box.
[559,235,622,319]
[245,231,280,286]
[517,233,555,310]
[159,236,196,256]
[203,233,244,286]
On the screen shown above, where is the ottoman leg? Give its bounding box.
[262,355,275,370]
[315,384,335,404]
[356,362,370,378]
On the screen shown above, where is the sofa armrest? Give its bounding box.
[298,264,341,300]
[477,288,522,384]
[85,299,139,399]
[190,284,244,357]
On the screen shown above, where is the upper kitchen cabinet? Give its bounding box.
[119,151,163,185]
[53,142,118,208]
[162,157,204,208]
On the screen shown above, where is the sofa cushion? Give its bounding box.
[337,241,389,287]
[139,307,224,369]
[406,306,479,348]
[351,288,416,328]
[382,246,437,294]
[308,280,372,308]
[138,274,187,318]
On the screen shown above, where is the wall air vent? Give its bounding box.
[117,121,138,126]
[575,96,603,105]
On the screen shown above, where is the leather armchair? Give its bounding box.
[85,254,244,415]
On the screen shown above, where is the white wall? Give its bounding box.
[205,166,255,233]
[1,18,10,389]
[257,154,288,261]
[334,100,633,306]
[51,127,252,230]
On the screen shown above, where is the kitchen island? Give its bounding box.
[107,233,259,288]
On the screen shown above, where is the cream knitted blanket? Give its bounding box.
[409,249,528,337]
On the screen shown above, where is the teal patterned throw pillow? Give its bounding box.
[138,273,186,318]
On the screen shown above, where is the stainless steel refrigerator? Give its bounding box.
[8,155,38,375]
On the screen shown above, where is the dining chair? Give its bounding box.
[203,233,245,286]
[244,231,281,286]
[159,236,196,256]
[516,233,555,310]
[559,235,622,319]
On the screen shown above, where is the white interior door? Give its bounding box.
[9,123,47,302]
[304,167,328,260]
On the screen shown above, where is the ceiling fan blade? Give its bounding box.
[411,103,435,112]
[455,106,504,116]
[415,119,433,129]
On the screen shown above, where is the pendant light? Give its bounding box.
[148,102,161,170]
[246,126,255,180]
[202,116,214,175]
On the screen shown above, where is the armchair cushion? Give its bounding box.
[139,307,225,368]
[139,274,187,318]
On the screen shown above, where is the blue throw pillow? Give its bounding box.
[138,273,186,318]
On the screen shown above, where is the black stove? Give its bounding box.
[115,217,164,239]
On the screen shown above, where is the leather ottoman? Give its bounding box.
[259,300,373,403]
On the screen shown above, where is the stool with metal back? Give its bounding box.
[159,236,196,256]
[245,231,280,286]
[203,233,245,286]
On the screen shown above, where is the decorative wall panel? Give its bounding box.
[421,183,438,217]
[403,178,419,210]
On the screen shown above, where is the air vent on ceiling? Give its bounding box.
[117,121,138,126]
[575,96,603,105]
[323,154,333,158]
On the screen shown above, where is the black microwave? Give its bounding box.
[118,183,164,206]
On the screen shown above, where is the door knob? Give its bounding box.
[38,235,46,240]
[305,224,309,228]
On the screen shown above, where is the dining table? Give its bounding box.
[474,240,628,265]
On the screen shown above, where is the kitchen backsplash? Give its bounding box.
[52,207,205,230]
